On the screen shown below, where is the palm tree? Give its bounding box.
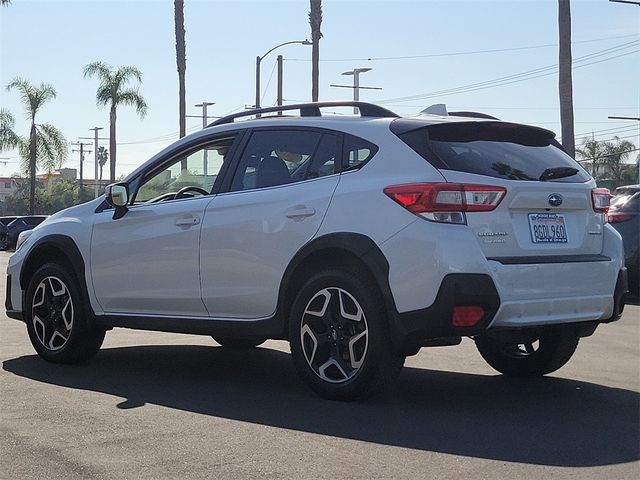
[97,146,108,180]
[174,0,186,139]
[1,0,11,6]
[576,136,608,177]
[0,108,20,151]
[558,0,575,158]
[602,136,636,185]
[6,78,67,214]
[83,62,147,182]
[309,0,323,102]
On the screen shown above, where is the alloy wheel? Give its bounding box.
[31,276,74,351]
[300,287,369,384]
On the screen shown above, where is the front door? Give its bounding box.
[91,137,234,316]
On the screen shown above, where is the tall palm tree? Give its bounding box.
[175,0,186,139]
[309,0,322,102]
[603,136,636,185]
[97,146,108,180]
[84,62,148,182]
[0,108,20,151]
[1,0,11,6]
[6,78,67,214]
[558,0,575,158]
[576,136,607,177]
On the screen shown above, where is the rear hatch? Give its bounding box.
[393,120,607,260]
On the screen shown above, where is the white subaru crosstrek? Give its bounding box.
[6,101,627,400]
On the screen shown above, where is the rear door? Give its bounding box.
[396,121,604,260]
[200,128,341,318]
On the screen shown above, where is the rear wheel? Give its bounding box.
[212,336,266,349]
[25,263,105,364]
[475,331,579,377]
[289,268,404,400]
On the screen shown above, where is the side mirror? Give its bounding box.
[105,183,129,219]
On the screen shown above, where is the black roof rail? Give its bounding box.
[207,101,399,127]
[448,111,500,120]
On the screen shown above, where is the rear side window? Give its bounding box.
[396,121,590,183]
[343,134,378,171]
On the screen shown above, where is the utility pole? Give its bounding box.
[330,68,381,114]
[89,127,103,198]
[193,102,215,175]
[277,55,284,115]
[71,141,92,189]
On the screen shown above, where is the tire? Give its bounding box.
[212,336,266,349]
[289,268,405,401]
[475,331,579,377]
[24,262,105,364]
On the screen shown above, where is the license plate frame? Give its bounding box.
[528,213,568,244]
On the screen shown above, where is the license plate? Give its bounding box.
[528,213,568,243]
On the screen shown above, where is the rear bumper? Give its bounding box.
[390,267,627,353]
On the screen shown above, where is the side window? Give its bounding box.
[231,130,338,192]
[343,134,378,171]
[134,137,234,203]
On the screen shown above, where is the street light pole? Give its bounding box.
[254,39,311,110]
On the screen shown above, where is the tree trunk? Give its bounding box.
[310,0,322,102]
[110,105,117,183]
[175,0,186,138]
[29,122,36,215]
[558,0,575,158]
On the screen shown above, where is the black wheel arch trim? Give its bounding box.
[19,234,95,324]
[275,232,397,336]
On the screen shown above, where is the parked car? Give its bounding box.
[609,185,639,295]
[3,216,48,250]
[5,101,627,400]
[0,216,18,250]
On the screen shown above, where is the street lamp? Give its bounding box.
[255,39,311,110]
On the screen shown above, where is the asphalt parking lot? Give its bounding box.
[0,251,638,479]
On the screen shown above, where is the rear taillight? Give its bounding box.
[608,212,633,223]
[383,183,506,224]
[591,188,611,213]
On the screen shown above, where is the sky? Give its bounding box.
[1,0,639,179]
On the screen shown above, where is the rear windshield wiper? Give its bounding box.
[539,166,579,181]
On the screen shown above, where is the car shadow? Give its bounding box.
[3,345,639,467]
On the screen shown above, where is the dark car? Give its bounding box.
[0,216,19,250]
[609,186,640,295]
[3,215,48,250]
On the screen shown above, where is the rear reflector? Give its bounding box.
[608,212,633,223]
[452,306,485,327]
[591,188,611,214]
[384,183,506,223]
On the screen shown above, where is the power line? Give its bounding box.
[379,40,639,104]
[284,33,640,62]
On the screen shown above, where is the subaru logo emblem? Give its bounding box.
[548,194,563,207]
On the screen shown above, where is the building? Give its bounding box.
[0,177,18,202]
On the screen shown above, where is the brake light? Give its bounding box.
[608,212,632,223]
[384,183,506,224]
[591,188,611,214]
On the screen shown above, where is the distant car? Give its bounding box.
[3,216,48,250]
[609,187,639,295]
[0,216,19,250]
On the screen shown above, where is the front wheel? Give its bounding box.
[25,263,105,364]
[289,269,404,400]
[475,331,579,377]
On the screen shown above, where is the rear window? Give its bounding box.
[396,121,590,183]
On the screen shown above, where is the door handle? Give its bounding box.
[285,206,316,219]
[175,216,200,227]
